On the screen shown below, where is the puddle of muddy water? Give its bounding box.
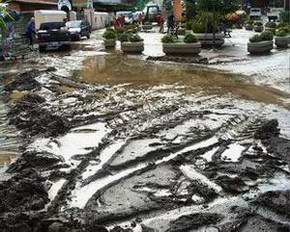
[0,92,19,169]
[73,54,290,109]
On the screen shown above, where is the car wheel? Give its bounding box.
[87,33,90,39]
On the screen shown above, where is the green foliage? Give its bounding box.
[245,20,254,25]
[254,21,263,26]
[161,35,176,43]
[277,22,289,28]
[260,31,274,41]
[103,29,117,40]
[119,32,130,42]
[250,31,273,42]
[185,0,197,20]
[280,11,290,24]
[197,0,239,14]
[192,21,206,33]
[249,34,262,43]
[129,34,143,42]
[183,33,198,43]
[0,2,11,32]
[185,21,193,30]
[276,29,288,37]
[265,21,277,28]
[278,26,290,33]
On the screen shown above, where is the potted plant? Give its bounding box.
[245,20,254,30]
[142,22,153,31]
[184,21,193,34]
[253,21,264,32]
[162,33,201,56]
[265,21,276,34]
[192,21,224,48]
[275,28,290,48]
[248,31,273,54]
[103,28,117,49]
[120,33,144,54]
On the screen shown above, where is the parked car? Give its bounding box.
[66,20,91,41]
[267,8,283,21]
[37,22,71,52]
[116,11,133,24]
[249,8,262,19]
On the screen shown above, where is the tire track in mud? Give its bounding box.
[11,70,289,231]
[60,111,259,216]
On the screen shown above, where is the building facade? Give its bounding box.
[9,0,58,13]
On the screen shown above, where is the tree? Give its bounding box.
[0,1,10,31]
[196,0,240,47]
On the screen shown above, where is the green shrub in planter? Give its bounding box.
[249,34,262,43]
[103,30,117,40]
[185,21,193,30]
[276,29,288,37]
[161,35,177,43]
[254,21,263,26]
[278,26,290,33]
[192,22,206,33]
[249,31,273,43]
[277,22,289,28]
[119,33,131,42]
[260,31,274,41]
[265,21,277,28]
[129,34,143,42]
[184,33,198,43]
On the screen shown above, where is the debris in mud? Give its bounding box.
[4,69,45,92]
[253,190,290,217]
[0,168,49,214]
[167,212,223,232]
[254,119,280,140]
[8,93,70,137]
[147,55,208,64]
[7,151,64,173]
[215,175,249,194]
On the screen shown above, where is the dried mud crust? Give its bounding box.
[1,68,290,232]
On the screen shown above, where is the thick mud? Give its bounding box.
[0,40,290,232]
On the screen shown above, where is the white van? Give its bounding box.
[34,10,67,30]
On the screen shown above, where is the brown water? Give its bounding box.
[74,54,290,109]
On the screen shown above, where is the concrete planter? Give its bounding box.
[104,39,116,48]
[177,28,186,35]
[254,25,264,32]
[121,42,144,53]
[275,36,290,48]
[142,24,153,31]
[163,42,202,56]
[194,33,224,48]
[247,40,273,54]
[245,24,253,30]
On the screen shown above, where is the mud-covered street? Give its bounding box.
[1,29,290,232]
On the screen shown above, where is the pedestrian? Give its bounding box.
[157,14,165,33]
[25,17,35,45]
[167,14,175,34]
[138,12,144,26]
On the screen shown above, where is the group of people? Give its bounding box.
[156,14,176,35]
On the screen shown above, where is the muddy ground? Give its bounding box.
[0,29,290,232]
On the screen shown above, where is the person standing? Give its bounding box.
[157,14,165,33]
[167,14,175,34]
[25,17,35,45]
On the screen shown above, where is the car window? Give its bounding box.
[39,22,65,30]
[66,21,82,28]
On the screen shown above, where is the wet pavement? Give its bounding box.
[0,27,290,232]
